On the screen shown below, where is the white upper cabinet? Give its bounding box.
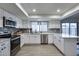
[0,17,3,27]
[15,17,23,28]
[0,9,4,18]
[0,9,4,27]
[22,21,27,28]
[22,20,31,28]
[0,8,22,28]
[48,20,60,28]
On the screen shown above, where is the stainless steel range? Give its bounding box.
[10,35,20,56]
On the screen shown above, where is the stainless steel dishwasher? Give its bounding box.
[41,34,48,44]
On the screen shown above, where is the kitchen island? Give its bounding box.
[53,33,79,56]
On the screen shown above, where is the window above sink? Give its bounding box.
[31,21,48,33]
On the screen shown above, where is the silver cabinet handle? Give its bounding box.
[1,43,5,46]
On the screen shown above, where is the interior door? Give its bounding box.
[41,34,48,44]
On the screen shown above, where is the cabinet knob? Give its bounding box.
[1,48,3,50]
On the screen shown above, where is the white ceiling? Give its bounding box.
[0,3,79,20]
[0,3,26,19]
[21,3,79,16]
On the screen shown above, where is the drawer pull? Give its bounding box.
[1,44,5,46]
[4,47,6,49]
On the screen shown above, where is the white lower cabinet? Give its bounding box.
[0,45,2,56]
[0,39,10,56]
[24,34,30,44]
[20,34,26,47]
[48,34,54,44]
[60,38,64,53]
[21,33,40,45]
[29,35,40,44]
[53,33,64,54]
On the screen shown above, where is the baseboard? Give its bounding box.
[53,44,65,56]
[24,44,41,46]
[24,43,53,45]
[48,43,54,45]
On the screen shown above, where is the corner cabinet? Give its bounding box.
[48,34,54,44]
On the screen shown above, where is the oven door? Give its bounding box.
[11,37,20,56]
[11,38,20,50]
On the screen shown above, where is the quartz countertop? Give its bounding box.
[62,36,79,39]
[61,34,79,38]
[19,32,61,35]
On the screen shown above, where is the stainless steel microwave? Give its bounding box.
[3,16,16,28]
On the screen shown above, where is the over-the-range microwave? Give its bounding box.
[3,16,16,28]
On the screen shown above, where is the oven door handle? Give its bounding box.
[11,37,20,41]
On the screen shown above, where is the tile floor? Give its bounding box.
[16,44,63,56]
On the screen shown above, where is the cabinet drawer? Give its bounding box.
[0,40,10,56]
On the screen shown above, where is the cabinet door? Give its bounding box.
[29,35,34,44]
[6,41,10,56]
[53,34,58,46]
[0,45,2,56]
[29,35,40,44]
[21,34,30,44]
[60,38,64,53]
[33,35,40,44]
[54,34,64,53]
[53,34,60,49]
[48,34,53,44]
[0,40,10,56]
[0,18,3,27]
[2,41,10,56]
[21,34,26,47]
[24,35,30,44]
[21,36,24,47]
[0,51,2,56]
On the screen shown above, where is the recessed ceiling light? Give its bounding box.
[57,9,60,12]
[33,9,36,12]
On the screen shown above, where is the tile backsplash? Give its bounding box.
[48,29,60,33]
[0,27,17,34]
